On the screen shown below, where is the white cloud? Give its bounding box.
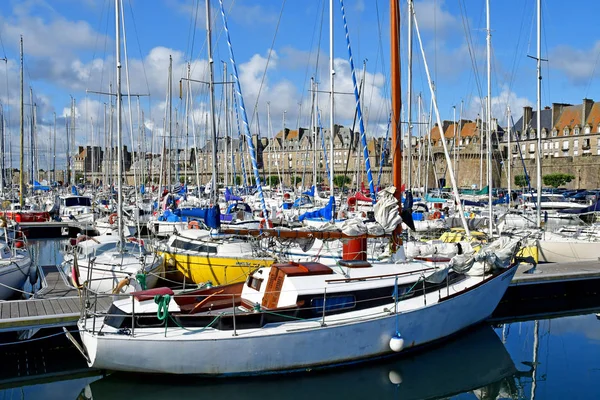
[413,0,460,36]
[550,41,600,84]
[465,84,532,123]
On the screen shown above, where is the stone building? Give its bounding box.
[500,99,600,189]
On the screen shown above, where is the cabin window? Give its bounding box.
[172,239,217,254]
[247,276,263,291]
[311,295,355,315]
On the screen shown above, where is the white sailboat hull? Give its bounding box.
[0,255,31,300]
[79,265,517,375]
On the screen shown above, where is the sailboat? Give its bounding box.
[61,0,163,294]
[74,0,522,375]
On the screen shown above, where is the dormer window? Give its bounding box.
[530,129,536,140]
[552,129,558,137]
[585,125,591,134]
[563,127,570,136]
[541,129,547,138]
[574,127,580,135]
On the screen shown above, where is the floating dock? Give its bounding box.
[19,221,98,239]
[491,260,600,322]
[0,265,111,333]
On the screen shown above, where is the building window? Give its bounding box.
[541,129,547,138]
[585,125,591,134]
[529,143,535,153]
[554,142,559,149]
[574,127,580,135]
[574,139,579,149]
[563,127,570,136]
[562,140,569,150]
[543,142,548,150]
[552,129,558,137]
[530,129,536,139]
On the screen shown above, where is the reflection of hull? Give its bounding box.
[537,237,600,263]
[83,325,516,400]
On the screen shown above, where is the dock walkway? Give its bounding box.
[0,265,111,332]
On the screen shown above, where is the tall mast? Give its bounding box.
[391,0,402,248]
[486,0,493,236]
[19,36,24,208]
[53,112,56,183]
[223,61,229,188]
[507,106,511,208]
[115,0,124,245]
[168,55,173,191]
[328,0,335,206]
[206,0,218,202]
[406,0,413,191]
[535,0,542,228]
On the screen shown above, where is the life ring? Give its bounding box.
[127,237,145,247]
[428,211,442,220]
[259,219,273,229]
[188,220,200,229]
[108,213,118,225]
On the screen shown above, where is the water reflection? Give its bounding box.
[79,324,521,400]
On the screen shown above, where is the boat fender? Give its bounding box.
[29,264,38,285]
[108,213,118,225]
[259,219,273,229]
[167,257,177,268]
[389,333,405,352]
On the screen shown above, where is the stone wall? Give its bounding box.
[503,155,600,189]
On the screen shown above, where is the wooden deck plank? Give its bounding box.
[10,302,19,318]
[25,301,37,317]
[0,302,9,319]
[49,299,68,315]
[63,297,80,313]
[17,301,28,318]
[33,300,46,317]
[42,298,58,316]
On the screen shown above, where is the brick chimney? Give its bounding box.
[582,98,594,126]
[522,106,532,133]
[552,102,571,128]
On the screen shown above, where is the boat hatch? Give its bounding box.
[337,260,372,268]
[274,261,334,277]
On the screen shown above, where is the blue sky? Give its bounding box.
[0,0,599,170]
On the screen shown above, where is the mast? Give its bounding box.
[406,0,413,191]
[391,0,402,248]
[168,55,173,192]
[223,61,229,188]
[507,106,511,208]
[328,0,335,209]
[206,0,218,202]
[535,0,542,228]
[486,0,493,236]
[115,0,124,245]
[53,112,56,183]
[19,36,24,208]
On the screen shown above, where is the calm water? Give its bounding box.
[0,240,598,399]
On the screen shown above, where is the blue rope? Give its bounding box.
[219,0,269,221]
[0,330,76,347]
[340,0,376,203]
[377,114,391,191]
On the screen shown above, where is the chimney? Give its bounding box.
[582,98,594,126]
[78,146,84,155]
[522,106,532,133]
[552,102,571,128]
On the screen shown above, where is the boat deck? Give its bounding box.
[0,265,111,333]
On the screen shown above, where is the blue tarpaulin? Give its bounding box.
[225,187,243,202]
[174,205,221,229]
[298,196,335,222]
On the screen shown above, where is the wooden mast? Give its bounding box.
[391,0,402,248]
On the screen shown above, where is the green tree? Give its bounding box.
[179,176,185,184]
[266,175,280,186]
[234,175,242,185]
[514,174,528,188]
[543,172,575,188]
[333,175,351,188]
[291,175,302,185]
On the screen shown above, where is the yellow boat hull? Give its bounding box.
[159,250,275,286]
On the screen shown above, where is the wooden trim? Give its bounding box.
[325,267,435,283]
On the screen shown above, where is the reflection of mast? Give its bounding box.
[531,320,540,400]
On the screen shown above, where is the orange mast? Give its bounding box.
[391,0,402,249]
